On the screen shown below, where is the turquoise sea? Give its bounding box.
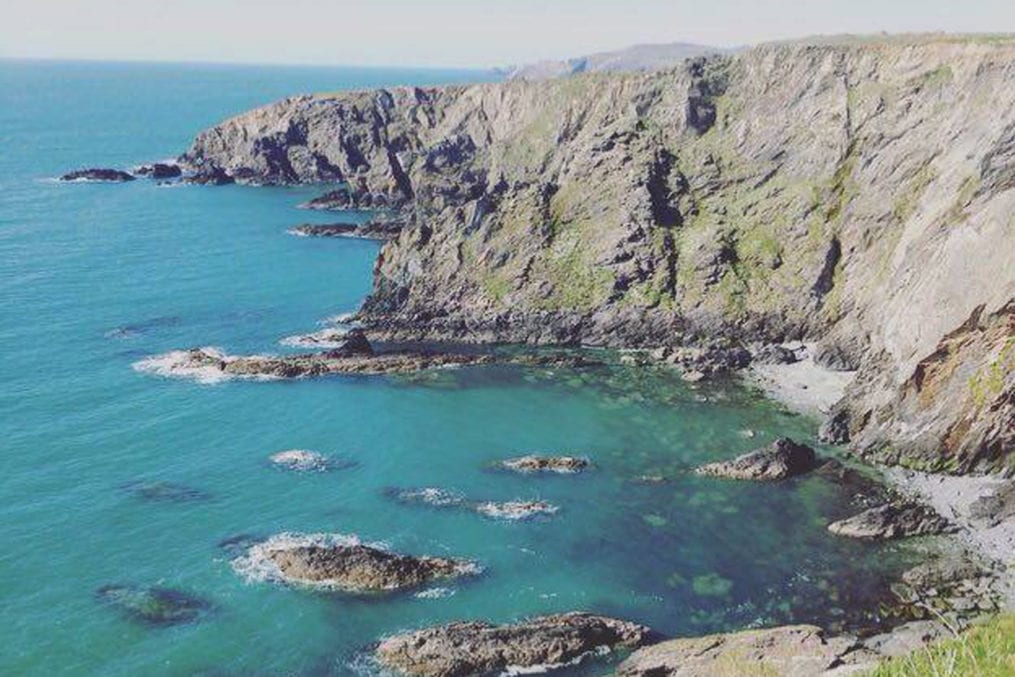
[1,60,916,675]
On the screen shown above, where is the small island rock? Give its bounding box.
[695,438,817,481]
[61,168,135,182]
[499,455,590,474]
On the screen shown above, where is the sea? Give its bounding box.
[0,59,917,675]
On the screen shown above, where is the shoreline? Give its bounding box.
[747,344,1015,614]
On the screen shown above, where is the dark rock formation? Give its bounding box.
[752,344,802,365]
[498,455,591,474]
[969,480,1015,527]
[183,166,234,185]
[695,438,817,481]
[135,163,182,179]
[61,168,134,182]
[375,612,655,676]
[288,215,405,240]
[827,501,956,539]
[818,406,852,444]
[96,584,211,626]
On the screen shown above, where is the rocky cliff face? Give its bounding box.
[180,37,1015,475]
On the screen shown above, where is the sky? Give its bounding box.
[1,0,1013,68]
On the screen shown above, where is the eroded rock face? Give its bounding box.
[499,455,591,474]
[178,37,1015,472]
[827,501,956,539]
[615,624,862,677]
[61,168,134,182]
[374,612,655,676]
[695,438,817,481]
[232,533,477,592]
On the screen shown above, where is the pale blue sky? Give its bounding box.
[2,0,1013,67]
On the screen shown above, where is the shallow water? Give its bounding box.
[1,60,917,675]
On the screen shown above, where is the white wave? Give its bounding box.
[320,312,362,328]
[269,449,331,472]
[279,327,350,348]
[395,487,466,507]
[499,646,611,676]
[286,228,311,237]
[414,586,456,599]
[473,500,559,521]
[230,532,367,586]
[132,347,233,384]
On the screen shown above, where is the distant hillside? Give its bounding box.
[500,42,728,80]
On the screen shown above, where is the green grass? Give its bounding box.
[866,615,1015,676]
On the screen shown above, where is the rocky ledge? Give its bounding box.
[232,533,477,592]
[616,624,870,676]
[134,162,182,179]
[695,438,817,481]
[498,455,591,474]
[288,215,406,240]
[374,612,655,676]
[60,167,135,182]
[828,501,957,540]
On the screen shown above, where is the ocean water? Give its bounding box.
[1,60,917,675]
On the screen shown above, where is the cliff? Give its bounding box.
[180,36,1015,475]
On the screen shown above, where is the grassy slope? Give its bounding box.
[867,615,1015,676]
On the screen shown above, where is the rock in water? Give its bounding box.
[374,612,656,676]
[96,584,211,626]
[183,166,233,185]
[287,223,359,237]
[268,449,332,472]
[134,163,182,179]
[384,487,466,508]
[827,501,956,539]
[616,624,861,676]
[695,438,817,481]
[473,500,559,520]
[231,533,477,592]
[60,168,135,182]
[499,455,591,474]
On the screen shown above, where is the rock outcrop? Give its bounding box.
[498,455,591,474]
[615,624,867,676]
[696,438,817,481]
[232,533,477,592]
[134,163,182,179]
[179,36,1015,474]
[61,168,134,182]
[827,501,956,539]
[374,612,655,676]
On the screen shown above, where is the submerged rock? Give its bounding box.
[695,438,817,481]
[231,532,477,592]
[827,501,956,539]
[268,449,333,472]
[96,584,211,626]
[385,487,466,508]
[473,500,559,520]
[616,624,862,676]
[498,455,591,474]
[135,163,182,179]
[61,167,135,182]
[217,532,264,557]
[375,612,655,676]
[386,487,559,520]
[121,480,211,503]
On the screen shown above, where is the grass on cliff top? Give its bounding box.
[867,614,1015,677]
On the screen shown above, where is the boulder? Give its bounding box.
[184,166,234,185]
[827,501,956,539]
[135,163,182,179]
[616,624,861,677]
[695,438,817,481]
[375,612,655,676]
[753,344,801,365]
[498,455,590,474]
[60,167,135,182]
[235,534,477,592]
